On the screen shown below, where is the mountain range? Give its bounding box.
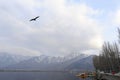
[0,52,95,71]
[0,52,31,68]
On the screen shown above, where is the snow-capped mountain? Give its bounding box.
[65,55,94,71]
[28,55,64,64]
[0,52,31,68]
[25,53,87,64]
[0,52,94,70]
[5,52,93,70]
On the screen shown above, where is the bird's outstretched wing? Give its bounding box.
[30,16,40,21]
[35,16,39,19]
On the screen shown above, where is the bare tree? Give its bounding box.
[93,28,120,73]
[93,42,120,73]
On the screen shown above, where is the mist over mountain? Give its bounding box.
[0,52,94,71]
[0,52,31,68]
[65,55,94,71]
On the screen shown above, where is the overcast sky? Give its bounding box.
[0,0,120,56]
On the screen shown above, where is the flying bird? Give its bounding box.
[30,16,40,21]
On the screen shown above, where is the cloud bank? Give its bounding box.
[0,0,103,56]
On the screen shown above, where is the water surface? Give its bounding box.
[0,72,93,80]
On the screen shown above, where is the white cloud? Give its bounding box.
[0,0,103,56]
[0,44,41,56]
[112,9,120,26]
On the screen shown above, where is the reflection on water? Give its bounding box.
[0,72,93,80]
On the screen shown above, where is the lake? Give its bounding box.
[0,72,93,80]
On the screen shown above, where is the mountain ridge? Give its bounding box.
[0,52,94,71]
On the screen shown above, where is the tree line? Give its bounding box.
[93,28,120,73]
